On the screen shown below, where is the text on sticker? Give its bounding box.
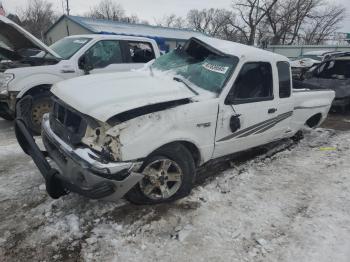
[202,62,229,74]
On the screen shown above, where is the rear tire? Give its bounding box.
[17,92,52,135]
[126,143,196,205]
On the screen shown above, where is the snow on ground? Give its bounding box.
[1,118,350,262]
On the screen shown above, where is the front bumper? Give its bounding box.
[15,114,144,201]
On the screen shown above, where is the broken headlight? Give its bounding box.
[82,124,122,162]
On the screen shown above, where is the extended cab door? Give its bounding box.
[213,61,292,158]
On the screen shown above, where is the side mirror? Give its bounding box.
[230,114,241,133]
[78,55,93,75]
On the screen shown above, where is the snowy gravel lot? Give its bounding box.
[1,117,350,262]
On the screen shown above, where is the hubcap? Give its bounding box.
[31,101,52,126]
[140,158,183,200]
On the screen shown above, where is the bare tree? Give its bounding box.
[19,0,56,40]
[156,14,186,28]
[264,0,318,45]
[285,0,320,44]
[302,4,345,44]
[187,8,234,37]
[87,0,125,21]
[231,0,278,45]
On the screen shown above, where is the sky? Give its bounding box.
[2,0,350,32]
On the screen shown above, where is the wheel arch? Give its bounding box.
[18,84,52,99]
[305,113,323,128]
[148,140,201,167]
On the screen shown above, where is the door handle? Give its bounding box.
[268,108,277,114]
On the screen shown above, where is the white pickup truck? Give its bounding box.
[15,36,335,205]
[0,16,160,134]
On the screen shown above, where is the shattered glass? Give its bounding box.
[152,49,238,93]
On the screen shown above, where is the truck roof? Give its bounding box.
[194,36,288,62]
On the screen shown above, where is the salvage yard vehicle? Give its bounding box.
[299,56,350,111]
[290,50,345,80]
[15,36,335,205]
[0,16,160,132]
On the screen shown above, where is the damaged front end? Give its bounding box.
[15,97,144,201]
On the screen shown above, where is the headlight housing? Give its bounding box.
[0,73,14,92]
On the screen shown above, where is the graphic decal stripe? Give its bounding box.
[236,112,293,138]
[255,112,293,134]
[217,113,285,142]
[217,111,293,142]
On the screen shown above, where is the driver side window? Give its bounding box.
[84,40,122,69]
[226,62,273,104]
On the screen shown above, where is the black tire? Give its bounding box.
[126,143,196,205]
[0,112,14,121]
[17,92,52,135]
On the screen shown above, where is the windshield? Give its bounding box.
[50,37,91,59]
[151,48,238,94]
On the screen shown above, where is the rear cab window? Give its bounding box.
[127,41,155,63]
[277,61,291,98]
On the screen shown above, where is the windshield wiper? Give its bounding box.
[173,77,199,95]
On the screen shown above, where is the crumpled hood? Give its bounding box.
[51,71,196,122]
[0,16,60,59]
[290,58,320,68]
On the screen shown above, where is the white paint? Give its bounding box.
[52,70,195,122]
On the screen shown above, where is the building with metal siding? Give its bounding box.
[45,15,205,52]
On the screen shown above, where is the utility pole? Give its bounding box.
[66,0,70,16]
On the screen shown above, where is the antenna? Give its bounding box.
[66,0,70,15]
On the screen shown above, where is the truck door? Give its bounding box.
[213,61,292,158]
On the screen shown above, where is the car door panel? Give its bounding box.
[213,61,293,158]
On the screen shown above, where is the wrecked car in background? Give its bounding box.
[15,36,335,205]
[0,16,160,133]
[298,56,350,111]
[290,50,346,80]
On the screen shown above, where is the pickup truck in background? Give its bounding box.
[15,36,335,205]
[0,16,160,134]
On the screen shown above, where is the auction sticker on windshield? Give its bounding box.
[202,62,229,74]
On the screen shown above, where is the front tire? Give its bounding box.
[126,143,196,205]
[17,92,52,135]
